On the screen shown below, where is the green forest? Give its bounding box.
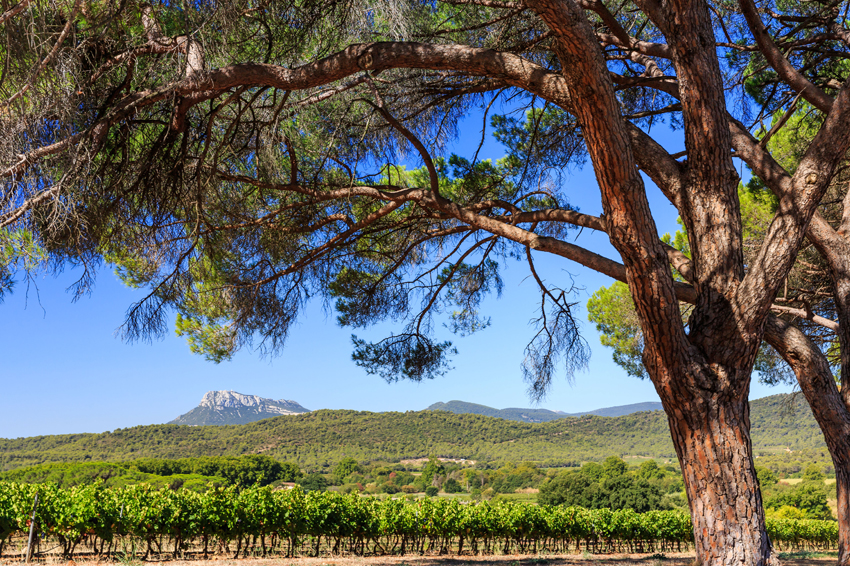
[0,455,300,491]
[0,394,826,472]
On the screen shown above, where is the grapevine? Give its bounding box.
[0,482,836,560]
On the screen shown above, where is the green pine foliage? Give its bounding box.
[586,282,647,379]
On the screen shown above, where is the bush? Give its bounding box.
[637,460,663,480]
[539,469,664,512]
[425,486,439,497]
[538,471,604,507]
[766,505,809,520]
[803,464,825,482]
[765,483,832,520]
[756,466,778,487]
[604,475,663,512]
[422,459,446,484]
[443,478,463,493]
[333,458,361,484]
[602,456,629,478]
[401,485,418,494]
[298,473,328,492]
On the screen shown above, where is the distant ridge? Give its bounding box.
[0,394,824,471]
[426,400,664,422]
[169,391,310,425]
[580,402,665,418]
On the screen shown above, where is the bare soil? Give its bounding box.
[0,553,837,566]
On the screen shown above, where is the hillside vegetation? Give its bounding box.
[427,400,665,421]
[0,394,824,472]
[427,401,569,423]
[0,455,301,490]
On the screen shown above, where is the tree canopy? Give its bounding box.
[3,0,850,562]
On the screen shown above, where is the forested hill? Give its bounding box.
[426,401,566,422]
[426,400,665,422]
[0,394,823,472]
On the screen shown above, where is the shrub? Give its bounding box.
[298,473,328,492]
[333,458,361,484]
[803,464,825,482]
[756,466,778,486]
[765,483,832,520]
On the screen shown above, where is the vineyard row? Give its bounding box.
[0,482,838,559]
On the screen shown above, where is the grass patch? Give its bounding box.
[494,492,538,503]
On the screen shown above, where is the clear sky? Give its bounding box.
[0,105,795,439]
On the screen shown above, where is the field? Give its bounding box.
[779,479,837,486]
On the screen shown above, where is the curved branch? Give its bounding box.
[738,82,850,322]
[363,80,441,197]
[0,0,31,25]
[2,0,81,110]
[739,0,835,114]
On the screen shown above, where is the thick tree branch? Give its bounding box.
[363,81,441,197]
[769,304,840,331]
[739,83,850,323]
[527,0,692,380]
[0,0,31,26]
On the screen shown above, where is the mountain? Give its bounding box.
[576,402,665,418]
[0,394,824,472]
[169,391,310,425]
[426,400,664,422]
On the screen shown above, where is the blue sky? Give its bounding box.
[0,105,795,439]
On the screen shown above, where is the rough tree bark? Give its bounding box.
[726,55,850,560]
[526,0,773,561]
[665,386,770,561]
[800,230,850,565]
[763,315,850,564]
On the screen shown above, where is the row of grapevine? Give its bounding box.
[0,482,837,559]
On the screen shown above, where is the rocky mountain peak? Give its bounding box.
[200,391,263,409]
[171,391,310,426]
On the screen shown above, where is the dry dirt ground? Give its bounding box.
[0,553,838,566]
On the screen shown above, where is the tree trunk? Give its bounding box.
[809,215,850,563]
[836,465,850,563]
[763,313,850,563]
[663,391,776,565]
[803,399,850,564]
